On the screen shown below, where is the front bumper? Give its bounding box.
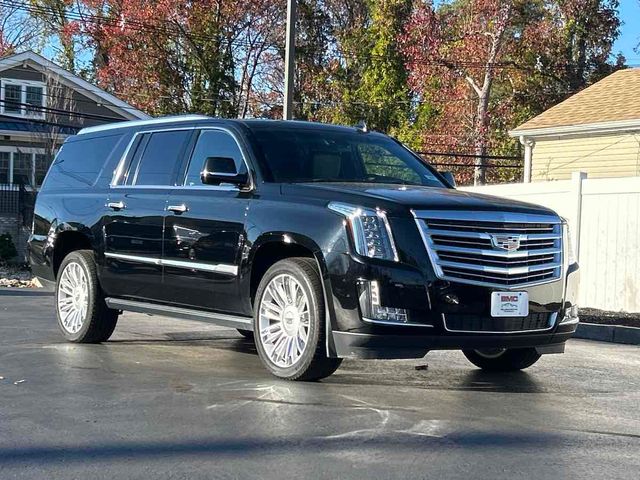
[325,250,580,359]
[332,317,578,359]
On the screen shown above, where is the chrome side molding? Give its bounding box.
[104,252,238,276]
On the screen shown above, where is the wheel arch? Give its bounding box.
[247,233,326,305]
[52,226,94,278]
[245,232,339,358]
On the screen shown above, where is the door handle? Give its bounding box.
[168,204,188,214]
[107,201,125,210]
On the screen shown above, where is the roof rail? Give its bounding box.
[77,114,211,136]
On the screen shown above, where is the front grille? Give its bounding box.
[443,312,553,333]
[414,210,563,288]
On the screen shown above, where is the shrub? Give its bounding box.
[0,233,18,262]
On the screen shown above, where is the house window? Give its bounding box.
[1,80,46,118]
[35,153,52,185]
[13,152,33,186]
[0,149,52,187]
[0,152,9,183]
[3,84,22,113]
[25,86,44,116]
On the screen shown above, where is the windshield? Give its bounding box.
[251,128,447,188]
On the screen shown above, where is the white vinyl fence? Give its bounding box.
[462,172,640,313]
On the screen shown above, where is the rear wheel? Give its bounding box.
[253,258,342,381]
[55,250,119,343]
[462,348,541,371]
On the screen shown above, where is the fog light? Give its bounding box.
[560,305,579,324]
[359,281,409,323]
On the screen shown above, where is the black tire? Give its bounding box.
[462,348,541,372]
[253,257,342,381]
[55,250,119,343]
[237,329,254,340]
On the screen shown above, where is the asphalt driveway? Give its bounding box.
[1,288,639,479]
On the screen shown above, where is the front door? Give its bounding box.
[101,128,193,302]
[162,128,252,314]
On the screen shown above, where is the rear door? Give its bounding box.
[100,129,193,302]
[162,128,252,313]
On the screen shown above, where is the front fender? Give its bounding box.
[243,201,353,357]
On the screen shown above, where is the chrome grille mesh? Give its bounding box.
[413,211,563,288]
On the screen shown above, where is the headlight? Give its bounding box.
[562,219,577,266]
[328,202,399,261]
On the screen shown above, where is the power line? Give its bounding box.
[429,162,523,169]
[0,98,125,122]
[1,0,280,52]
[7,0,634,72]
[0,67,283,110]
[418,151,521,161]
[0,113,79,130]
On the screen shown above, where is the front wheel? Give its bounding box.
[462,348,541,371]
[253,258,342,381]
[55,250,119,343]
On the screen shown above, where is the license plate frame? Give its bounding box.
[490,291,529,317]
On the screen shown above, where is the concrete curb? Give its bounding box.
[574,322,640,345]
[0,287,52,296]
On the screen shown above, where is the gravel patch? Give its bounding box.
[0,265,37,289]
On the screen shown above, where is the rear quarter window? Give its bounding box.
[42,133,127,190]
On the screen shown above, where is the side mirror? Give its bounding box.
[201,157,249,187]
[439,171,456,187]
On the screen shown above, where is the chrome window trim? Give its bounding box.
[110,126,196,186]
[78,115,210,136]
[110,184,241,192]
[104,252,238,276]
[411,209,564,290]
[109,126,254,192]
[441,312,558,334]
[362,317,434,328]
[182,127,254,191]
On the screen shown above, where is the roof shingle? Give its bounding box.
[512,68,640,133]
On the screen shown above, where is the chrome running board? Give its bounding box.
[105,298,253,331]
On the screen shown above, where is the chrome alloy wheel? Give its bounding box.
[258,273,310,368]
[57,262,89,334]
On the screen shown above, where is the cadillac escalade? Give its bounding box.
[28,115,580,380]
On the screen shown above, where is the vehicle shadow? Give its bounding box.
[327,364,545,393]
[0,430,565,468]
[107,331,259,355]
[453,369,545,393]
[106,332,542,392]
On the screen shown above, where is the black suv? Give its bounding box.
[29,116,579,380]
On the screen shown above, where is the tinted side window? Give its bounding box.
[184,130,245,186]
[134,130,191,186]
[43,134,124,190]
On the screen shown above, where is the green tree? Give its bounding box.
[351,0,414,134]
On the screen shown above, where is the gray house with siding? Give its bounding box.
[0,50,148,259]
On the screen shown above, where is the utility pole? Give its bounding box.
[283,0,296,120]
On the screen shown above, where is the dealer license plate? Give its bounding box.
[490,291,529,317]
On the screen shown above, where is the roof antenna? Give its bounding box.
[356,119,368,133]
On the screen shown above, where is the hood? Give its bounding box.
[283,183,558,217]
